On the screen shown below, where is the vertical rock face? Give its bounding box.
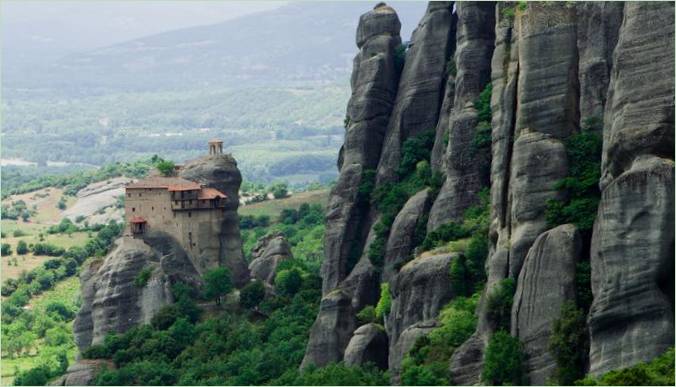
[383,188,431,281]
[375,2,455,184]
[589,3,675,375]
[179,154,249,287]
[248,234,293,285]
[320,2,401,295]
[386,253,455,378]
[427,1,495,231]
[511,224,581,385]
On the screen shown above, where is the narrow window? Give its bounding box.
[151,206,154,211]
[132,207,135,212]
[188,212,192,218]
[139,193,142,197]
[127,193,131,198]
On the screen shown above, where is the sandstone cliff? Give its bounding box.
[304,1,674,385]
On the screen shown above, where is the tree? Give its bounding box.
[1,243,11,256]
[482,330,525,385]
[16,240,28,255]
[155,160,176,177]
[240,280,266,309]
[375,283,392,320]
[203,267,233,304]
[270,183,289,199]
[274,268,303,297]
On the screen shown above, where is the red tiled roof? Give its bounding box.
[130,216,146,224]
[126,177,201,191]
[198,187,227,200]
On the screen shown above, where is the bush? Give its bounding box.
[13,229,27,237]
[134,267,153,288]
[375,283,391,320]
[545,125,602,231]
[13,365,52,386]
[576,348,674,386]
[420,222,469,252]
[2,243,11,256]
[273,363,389,385]
[549,301,588,385]
[485,278,516,330]
[155,160,176,177]
[275,268,303,297]
[356,305,377,324]
[240,280,266,309]
[203,267,233,303]
[16,240,29,255]
[482,330,525,385]
[151,305,182,330]
[32,242,65,256]
[46,301,76,321]
[270,182,289,199]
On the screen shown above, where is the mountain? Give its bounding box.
[2,1,427,95]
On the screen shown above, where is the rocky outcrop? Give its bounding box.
[588,2,675,376]
[376,2,455,184]
[389,320,438,383]
[344,323,389,369]
[74,236,199,352]
[383,189,431,281]
[62,177,131,226]
[179,153,249,287]
[248,234,292,285]
[428,1,495,230]
[511,224,581,385]
[50,360,114,386]
[386,254,455,378]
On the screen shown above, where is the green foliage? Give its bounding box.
[546,123,603,231]
[273,362,389,385]
[154,159,176,177]
[134,267,153,288]
[240,214,270,229]
[270,182,289,199]
[240,280,266,309]
[375,283,391,320]
[486,278,516,331]
[47,218,81,234]
[501,5,515,20]
[17,240,29,255]
[401,295,479,385]
[483,330,525,385]
[446,59,457,77]
[32,242,65,256]
[420,222,469,251]
[450,256,470,296]
[576,348,674,386]
[2,242,12,256]
[549,301,588,385]
[203,267,233,303]
[356,305,377,325]
[275,268,303,297]
[576,260,592,313]
[394,44,407,73]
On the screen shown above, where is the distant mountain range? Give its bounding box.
[2,2,427,96]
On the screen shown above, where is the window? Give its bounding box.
[188,212,192,218]
[127,193,131,198]
[132,208,135,212]
[151,207,154,211]
[139,193,142,197]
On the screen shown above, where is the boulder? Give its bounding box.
[511,224,582,385]
[344,323,389,369]
[248,234,293,285]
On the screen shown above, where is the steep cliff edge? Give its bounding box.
[304,1,674,384]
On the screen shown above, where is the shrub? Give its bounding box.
[32,242,65,256]
[270,183,289,199]
[155,160,176,177]
[57,197,67,210]
[135,267,153,288]
[482,330,525,385]
[485,278,516,330]
[375,283,391,320]
[16,240,29,255]
[356,305,377,324]
[549,301,588,385]
[13,229,27,237]
[151,305,182,330]
[1,243,11,256]
[240,280,266,309]
[275,268,303,297]
[576,260,592,312]
[203,267,233,303]
[575,348,674,386]
[46,301,76,321]
[273,363,389,385]
[420,222,469,251]
[13,365,52,386]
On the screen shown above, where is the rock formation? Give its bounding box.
[511,224,581,384]
[180,153,249,287]
[344,323,389,369]
[304,1,674,384]
[588,2,675,375]
[248,233,293,285]
[50,360,114,386]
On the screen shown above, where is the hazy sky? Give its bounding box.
[2,1,287,52]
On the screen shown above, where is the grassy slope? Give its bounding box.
[238,189,329,218]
